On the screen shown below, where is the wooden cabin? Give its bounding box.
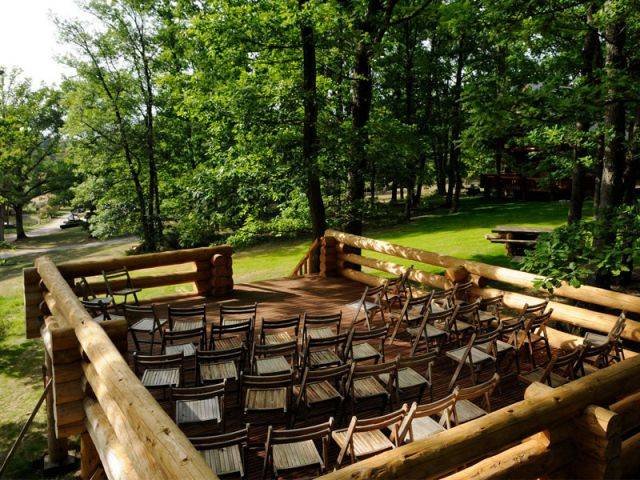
[23,230,640,479]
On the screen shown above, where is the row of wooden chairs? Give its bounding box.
[185,374,500,479]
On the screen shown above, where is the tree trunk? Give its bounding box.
[449,40,465,213]
[569,5,600,224]
[0,204,5,242]
[14,204,26,240]
[595,9,626,287]
[391,182,398,203]
[300,0,326,250]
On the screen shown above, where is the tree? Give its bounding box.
[0,68,69,239]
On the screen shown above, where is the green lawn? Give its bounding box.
[0,197,580,478]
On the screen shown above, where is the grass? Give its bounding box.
[0,197,580,478]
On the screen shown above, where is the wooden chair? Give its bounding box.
[302,312,342,342]
[450,300,481,343]
[450,373,499,425]
[102,267,142,306]
[209,318,253,351]
[388,293,432,345]
[242,373,293,422]
[344,326,387,364]
[476,319,523,377]
[577,341,612,375]
[384,266,414,309]
[380,352,436,404]
[123,303,167,353]
[345,361,396,415]
[476,295,504,330]
[189,425,249,479]
[584,312,626,363]
[294,364,350,421]
[300,333,347,370]
[81,299,123,322]
[431,286,456,310]
[345,284,388,330]
[250,341,298,376]
[263,419,333,478]
[332,405,408,466]
[168,304,207,334]
[508,300,549,323]
[196,347,244,389]
[133,352,183,398]
[519,348,582,387]
[446,326,502,387]
[520,308,553,368]
[162,326,205,378]
[407,307,453,355]
[259,315,300,346]
[76,277,119,315]
[221,303,257,327]
[398,390,458,443]
[172,382,226,431]
[452,280,474,306]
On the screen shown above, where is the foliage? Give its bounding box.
[523,204,640,291]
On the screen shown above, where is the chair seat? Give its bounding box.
[307,327,335,340]
[264,332,294,345]
[520,332,546,344]
[332,429,394,458]
[213,336,243,350]
[346,300,380,312]
[310,349,342,368]
[353,377,387,400]
[410,416,446,441]
[141,367,180,388]
[379,368,427,390]
[273,440,323,472]
[446,346,495,365]
[200,361,238,382]
[171,319,203,332]
[245,387,287,412]
[131,317,166,333]
[430,303,445,314]
[476,339,513,354]
[83,296,114,307]
[255,356,292,375]
[165,343,197,357]
[584,332,608,347]
[352,343,381,362]
[202,445,243,477]
[519,368,569,388]
[92,313,125,322]
[295,381,342,405]
[113,288,141,296]
[407,324,446,340]
[176,397,221,425]
[450,400,487,424]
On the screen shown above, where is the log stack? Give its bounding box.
[210,252,234,296]
[320,236,338,277]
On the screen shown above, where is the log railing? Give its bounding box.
[319,354,640,480]
[290,237,320,276]
[323,229,640,349]
[36,256,218,480]
[24,245,233,338]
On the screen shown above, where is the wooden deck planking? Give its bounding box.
[123,275,540,479]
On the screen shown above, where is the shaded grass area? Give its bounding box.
[0,198,577,478]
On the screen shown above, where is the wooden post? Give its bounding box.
[80,433,99,480]
[43,350,71,471]
[320,236,338,277]
[210,252,233,296]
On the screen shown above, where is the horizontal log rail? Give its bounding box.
[328,230,640,343]
[318,353,640,480]
[326,228,640,317]
[24,244,232,338]
[35,256,217,480]
[337,252,640,350]
[291,238,320,276]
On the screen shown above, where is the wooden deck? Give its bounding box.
[128,275,535,479]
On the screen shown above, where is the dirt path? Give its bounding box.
[3,216,67,242]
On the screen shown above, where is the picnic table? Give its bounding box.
[485,225,553,259]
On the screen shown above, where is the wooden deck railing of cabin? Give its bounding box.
[321,229,640,353]
[35,256,219,480]
[291,237,320,276]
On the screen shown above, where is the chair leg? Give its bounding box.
[149,330,156,355]
[131,330,141,352]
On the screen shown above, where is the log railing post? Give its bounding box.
[210,251,234,297]
[43,349,72,472]
[80,432,99,480]
[320,236,338,277]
